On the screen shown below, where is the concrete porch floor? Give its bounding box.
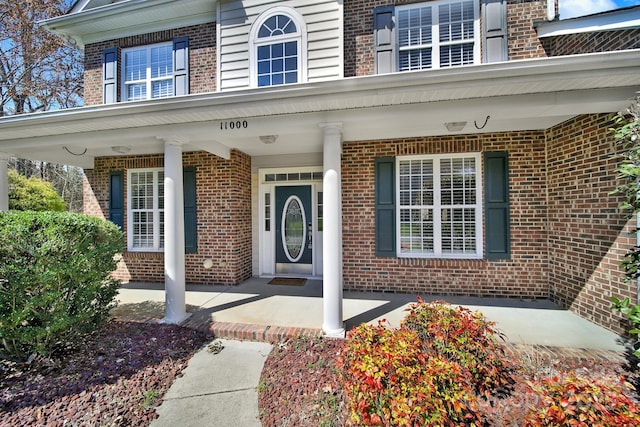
[113,277,626,352]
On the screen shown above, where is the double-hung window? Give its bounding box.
[123,43,174,101]
[397,154,482,258]
[128,169,164,252]
[374,0,480,73]
[102,37,188,104]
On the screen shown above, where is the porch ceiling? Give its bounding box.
[0,50,639,169]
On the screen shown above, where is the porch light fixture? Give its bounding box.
[444,121,467,132]
[111,145,132,154]
[259,135,278,144]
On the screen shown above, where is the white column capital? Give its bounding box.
[157,135,190,146]
[319,122,343,135]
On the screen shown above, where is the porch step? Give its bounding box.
[182,318,323,343]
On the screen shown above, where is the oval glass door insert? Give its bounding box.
[281,195,306,262]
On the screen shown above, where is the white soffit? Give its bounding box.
[41,0,217,48]
[537,6,640,38]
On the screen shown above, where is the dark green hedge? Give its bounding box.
[0,211,124,360]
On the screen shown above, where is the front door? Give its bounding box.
[275,185,312,275]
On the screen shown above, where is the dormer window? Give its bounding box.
[250,8,306,87]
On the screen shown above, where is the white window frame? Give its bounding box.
[127,168,164,252]
[396,0,480,71]
[121,42,174,101]
[396,153,483,259]
[249,6,307,88]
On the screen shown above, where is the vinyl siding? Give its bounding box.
[218,0,342,91]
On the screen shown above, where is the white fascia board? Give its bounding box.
[0,50,639,134]
[536,6,640,38]
[40,0,217,48]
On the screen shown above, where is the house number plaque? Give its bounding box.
[220,120,248,130]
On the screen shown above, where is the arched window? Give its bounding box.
[250,8,306,87]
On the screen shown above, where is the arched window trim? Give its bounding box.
[249,6,307,88]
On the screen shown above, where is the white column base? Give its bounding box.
[160,312,192,325]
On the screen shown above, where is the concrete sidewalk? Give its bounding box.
[151,339,271,427]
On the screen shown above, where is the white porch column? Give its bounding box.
[320,122,345,337]
[0,153,9,212]
[162,138,189,324]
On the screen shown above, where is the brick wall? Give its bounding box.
[344,0,550,77]
[507,0,548,59]
[546,114,635,334]
[83,149,252,285]
[341,131,549,298]
[541,29,640,56]
[83,22,216,106]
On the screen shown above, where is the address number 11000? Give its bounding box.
[220,120,248,130]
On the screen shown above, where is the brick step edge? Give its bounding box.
[182,318,323,343]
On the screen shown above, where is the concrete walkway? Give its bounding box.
[151,339,271,427]
[113,278,628,427]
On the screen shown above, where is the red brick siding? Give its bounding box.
[541,29,640,56]
[341,131,549,298]
[83,22,216,106]
[546,114,635,334]
[344,0,550,77]
[506,0,548,59]
[83,149,252,285]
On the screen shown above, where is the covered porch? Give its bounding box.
[113,277,624,352]
[1,50,640,336]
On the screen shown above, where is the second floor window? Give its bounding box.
[374,0,479,74]
[252,9,305,87]
[123,43,174,101]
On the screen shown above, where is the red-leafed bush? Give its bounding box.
[339,322,482,426]
[524,374,640,427]
[402,299,514,395]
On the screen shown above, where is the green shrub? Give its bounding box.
[339,322,481,426]
[0,211,124,360]
[8,170,66,211]
[401,298,513,395]
[524,374,640,426]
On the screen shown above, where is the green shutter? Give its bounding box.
[183,166,197,253]
[108,171,124,230]
[375,157,396,257]
[484,151,510,260]
[482,0,508,63]
[173,37,189,96]
[102,47,118,104]
[373,6,396,74]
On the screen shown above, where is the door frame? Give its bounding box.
[258,167,324,278]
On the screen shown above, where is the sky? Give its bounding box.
[559,0,640,19]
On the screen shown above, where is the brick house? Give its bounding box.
[0,0,639,336]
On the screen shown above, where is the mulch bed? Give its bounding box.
[0,320,208,427]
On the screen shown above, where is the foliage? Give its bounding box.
[0,0,83,115]
[339,322,481,426]
[8,169,66,211]
[610,98,640,364]
[0,211,124,360]
[524,374,640,426]
[9,160,84,212]
[402,298,513,395]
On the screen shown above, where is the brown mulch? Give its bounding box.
[0,320,208,427]
[258,336,637,427]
